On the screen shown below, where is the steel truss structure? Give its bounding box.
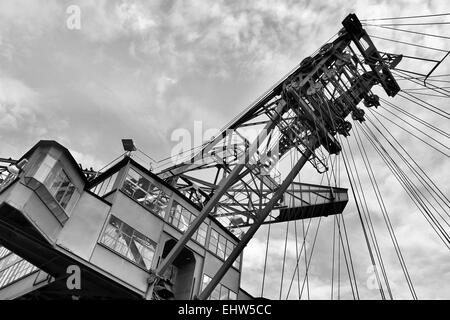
[149,14,403,299]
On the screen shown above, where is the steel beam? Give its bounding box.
[148,101,287,299]
[197,136,318,300]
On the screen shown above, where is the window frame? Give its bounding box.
[207,228,241,270]
[121,168,170,219]
[201,274,238,300]
[99,215,157,271]
[0,249,38,290]
[169,201,209,246]
[44,166,79,214]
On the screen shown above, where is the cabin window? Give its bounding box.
[208,229,219,253]
[0,247,37,289]
[100,215,156,270]
[207,228,241,269]
[217,236,226,260]
[46,169,76,210]
[169,201,208,246]
[220,286,230,300]
[201,274,237,300]
[210,285,220,300]
[122,168,169,219]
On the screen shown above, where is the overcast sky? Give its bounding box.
[0,0,449,299]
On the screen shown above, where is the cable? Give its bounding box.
[360,122,450,248]
[299,217,324,299]
[393,70,450,100]
[379,99,449,139]
[361,13,450,21]
[365,22,450,26]
[335,213,358,299]
[398,92,450,120]
[392,72,450,118]
[353,121,418,299]
[279,221,290,300]
[260,215,272,297]
[340,211,359,299]
[285,169,329,299]
[366,111,450,217]
[342,138,391,299]
[402,91,450,98]
[340,144,387,299]
[370,108,450,157]
[331,215,336,300]
[369,35,449,53]
[365,24,450,40]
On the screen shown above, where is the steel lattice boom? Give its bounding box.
[157,14,401,231]
[152,13,402,300]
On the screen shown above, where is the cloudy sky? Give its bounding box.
[0,0,449,299]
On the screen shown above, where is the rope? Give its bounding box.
[361,13,450,21]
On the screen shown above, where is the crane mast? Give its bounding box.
[148,13,403,299]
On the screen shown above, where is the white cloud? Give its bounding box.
[0,0,448,300]
[0,76,40,130]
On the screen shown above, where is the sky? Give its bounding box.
[0,0,449,299]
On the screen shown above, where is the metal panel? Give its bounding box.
[89,245,148,294]
[202,252,240,293]
[56,192,111,261]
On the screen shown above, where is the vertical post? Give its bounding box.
[198,137,317,300]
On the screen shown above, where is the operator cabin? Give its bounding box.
[0,140,252,300]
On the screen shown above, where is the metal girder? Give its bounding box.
[228,183,349,228]
[150,13,401,300]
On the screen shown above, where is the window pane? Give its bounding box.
[170,205,181,227]
[196,222,208,245]
[138,244,155,269]
[122,178,136,197]
[100,215,156,270]
[136,175,150,192]
[133,187,147,202]
[147,185,160,199]
[202,274,211,291]
[127,169,141,184]
[217,236,226,260]
[48,170,66,198]
[116,233,130,257]
[54,180,70,202]
[233,254,241,269]
[225,241,233,260]
[101,223,117,243]
[0,258,37,289]
[209,229,219,253]
[35,154,57,184]
[46,168,76,211]
[60,184,76,209]
[210,286,220,300]
[155,194,169,218]
[123,169,170,219]
[229,291,237,300]
[179,208,191,232]
[220,286,229,300]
